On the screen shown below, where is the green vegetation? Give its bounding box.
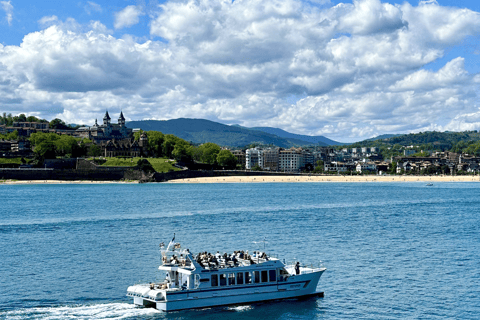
[29,132,89,160]
[1,113,49,126]
[0,130,19,141]
[216,150,237,169]
[100,157,180,173]
[349,130,480,159]
[0,157,24,165]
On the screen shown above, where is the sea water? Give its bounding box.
[0,182,479,319]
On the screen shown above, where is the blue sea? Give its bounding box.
[0,182,479,319]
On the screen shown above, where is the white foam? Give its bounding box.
[226,305,252,312]
[1,303,160,320]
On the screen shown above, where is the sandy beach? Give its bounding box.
[2,175,480,185]
[168,175,480,183]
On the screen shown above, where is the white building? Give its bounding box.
[246,148,263,169]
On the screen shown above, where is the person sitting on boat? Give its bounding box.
[295,262,300,275]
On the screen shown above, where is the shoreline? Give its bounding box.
[167,175,480,183]
[1,175,480,185]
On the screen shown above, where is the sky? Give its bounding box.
[1,0,480,142]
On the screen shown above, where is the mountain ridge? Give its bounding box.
[126,118,340,148]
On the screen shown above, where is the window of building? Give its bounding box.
[211,274,218,286]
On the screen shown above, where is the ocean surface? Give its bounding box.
[0,182,479,319]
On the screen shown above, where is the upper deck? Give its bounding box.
[159,249,284,275]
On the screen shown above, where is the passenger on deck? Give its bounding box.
[295,262,300,275]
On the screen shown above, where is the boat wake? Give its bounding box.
[0,303,160,320]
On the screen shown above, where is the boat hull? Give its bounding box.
[131,269,325,311]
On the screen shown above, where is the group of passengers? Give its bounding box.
[194,250,268,268]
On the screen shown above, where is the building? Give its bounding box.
[261,148,280,171]
[231,150,246,166]
[76,111,132,142]
[356,161,377,173]
[246,148,262,169]
[279,148,304,172]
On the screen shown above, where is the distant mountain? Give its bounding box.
[126,118,337,148]
[249,126,342,146]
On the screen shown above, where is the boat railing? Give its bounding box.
[286,261,325,274]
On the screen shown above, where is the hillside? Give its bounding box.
[126,118,334,148]
[349,130,480,156]
[249,126,341,145]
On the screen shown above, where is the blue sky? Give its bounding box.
[1,0,480,142]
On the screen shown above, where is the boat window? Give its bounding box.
[228,273,235,285]
[253,271,260,283]
[211,274,218,287]
[261,270,268,283]
[269,270,276,282]
[245,272,252,284]
[219,274,227,286]
[236,272,244,285]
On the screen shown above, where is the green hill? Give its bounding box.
[249,126,342,145]
[126,118,337,148]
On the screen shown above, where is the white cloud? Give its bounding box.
[38,15,59,28]
[84,1,102,15]
[1,0,13,26]
[114,5,143,30]
[1,0,480,141]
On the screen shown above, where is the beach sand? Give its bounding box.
[2,175,480,185]
[167,175,480,183]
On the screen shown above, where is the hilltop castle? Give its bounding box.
[76,111,132,141]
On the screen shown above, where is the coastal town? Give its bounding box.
[2,112,480,181]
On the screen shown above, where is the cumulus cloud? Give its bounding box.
[114,5,143,30]
[1,0,13,26]
[1,0,480,141]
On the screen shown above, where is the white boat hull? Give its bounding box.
[130,269,325,311]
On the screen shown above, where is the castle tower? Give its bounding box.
[139,132,149,157]
[118,111,125,127]
[103,111,111,126]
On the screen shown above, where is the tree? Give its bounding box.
[49,118,69,130]
[54,135,79,156]
[216,150,237,169]
[34,141,56,160]
[26,116,40,122]
[314,160,324,173]
[252,164,262,171]
[30,132,59,147]
[146,131,165,157]
[87,144,102,158]
[198,142,221,164]
[163,134,178,158]
[172,140,193,163]
[15,114,27,122]
[389,161,397,174]
[137,159,155,173]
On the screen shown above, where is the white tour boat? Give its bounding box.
[127,237,326,311]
